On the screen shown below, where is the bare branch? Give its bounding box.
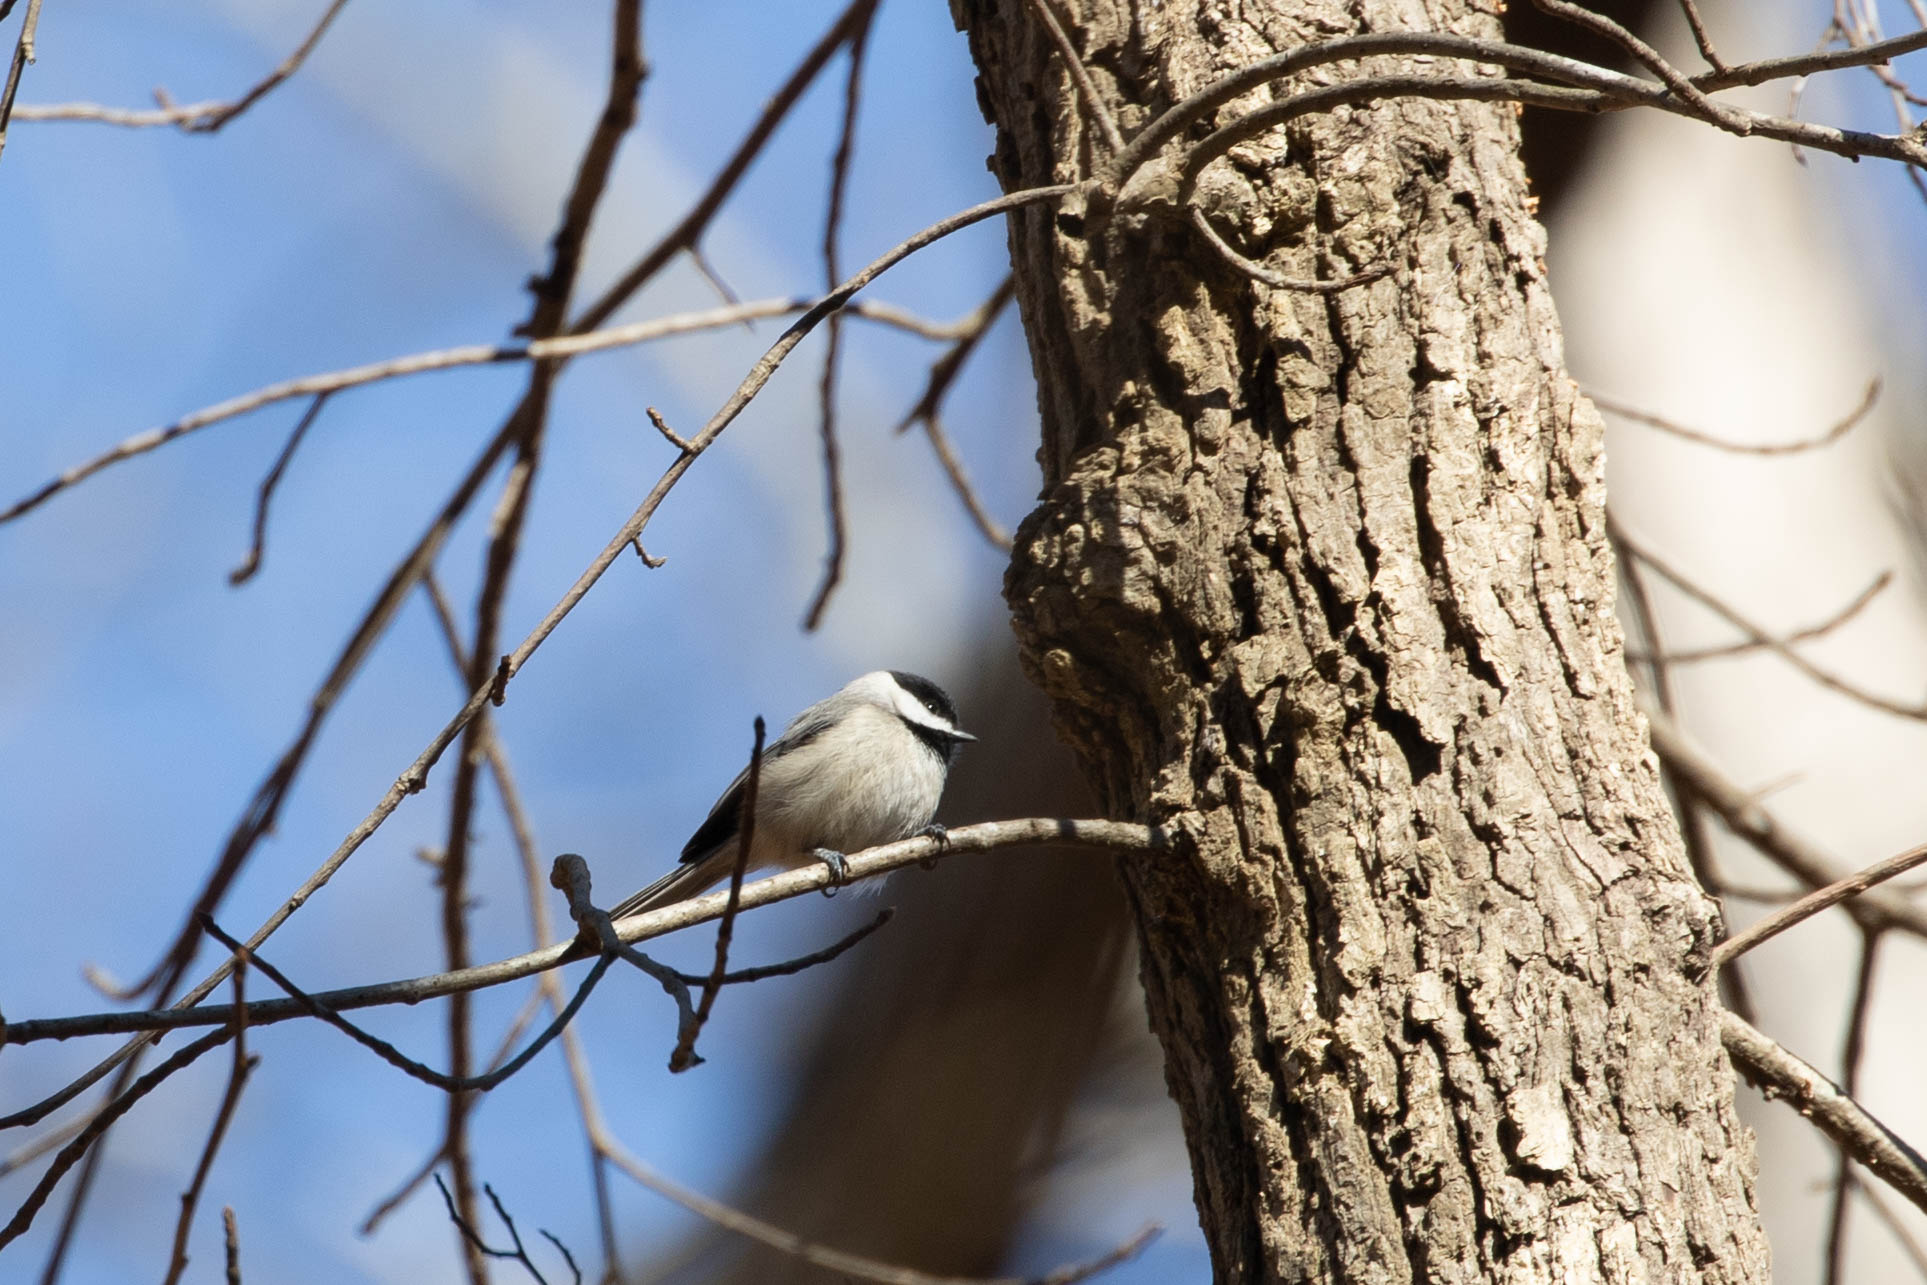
[0,1114,86,1179]
[1623,570,1890,664]
[0,820,1160,1051]
[194,915,616,1095]
[1722,1010,1927,1215]
[0,298,807,527]
[433,1175,578,1285]
[1715,840,1927,966]
[669,717,766,1072]
[1186,205,1394,293]
[0,1027,233,1249]
[1592,378,1880,455]
[229,392,331,585]
[548,855,704,1061]
[891,276,1016,550]
[916,412,1013,551]
[1616,523,1927,720]
[163,966,259,1285]
[802,2,878,632]
[1097,30,1927,212]
[1528,0,1745,132]
[891,277,1015,437]
[1676,0,1729,72]
[1825,932,1882,1285]
[569,0,879,335]
[416,575,622,1270]
[1022,0,1125,156]
[1850,1170,1927,1279]
[1645,710,1927,942]
[601,1139,1159,1285]
[848,297,1013,342]
[13,0,351,132]
[0,0,45,166]
[666,908,893,986]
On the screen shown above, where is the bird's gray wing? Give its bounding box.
[594,711,837,928]
[676,712,834,862]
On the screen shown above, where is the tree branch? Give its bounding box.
[12,0,351,132]
[1723,1010,1927,1215]
[0,820,1160,1052]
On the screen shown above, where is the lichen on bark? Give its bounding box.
[954,1,1771,1280]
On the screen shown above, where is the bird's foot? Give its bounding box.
[917,824,949,869]
[811,847,849,897]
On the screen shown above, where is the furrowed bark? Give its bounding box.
[954,1,1771,1280]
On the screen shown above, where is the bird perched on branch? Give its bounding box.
[596,670,975,930]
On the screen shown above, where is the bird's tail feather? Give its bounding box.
[605,848,733,922]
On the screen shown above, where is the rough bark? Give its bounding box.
[954,1,1772,1281]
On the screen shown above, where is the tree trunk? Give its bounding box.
[954,2,1772,1280]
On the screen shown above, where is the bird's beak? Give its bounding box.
[951,728,978,742]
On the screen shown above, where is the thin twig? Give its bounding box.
[1676,0,1729,72]
[848,297,1009,342]
[1723,1009,1927,1215]
[0,1114,87,1179]
[1187,206,1392,294]
[184,0,353,132]
[163,965,259,1285]
[1529,0,1745,131]
[921,412,1014,551]
[0,821,1161,1050]
[1615,523,1927,721]
[1592,378,1880,455]
[13,0,351,132]
[1022,0,1125,156]
[229,393,331,585]
[890,276,1016,550]
[891,277,1014,437]
[1825,933,1882,1285]
[670,716,766,1071]
[0,0,46,166]
[548,854,702,1061]
[0,298,811,527]
[1714,840,1927,966]
[1622,570,1890,664]
[222,1207,241,1284]
[1645,710,1927,943]
[802,2,877,633]
[0,1027,234,1249]
[360,1145,448,1236]
[1615,533,1753,1020]
[196,916,615,1095]
[666,908,893,986]
[569,0,880,335]
[434,1175,579,1285]
[688,243,750,319]
[601,1139,1159,1285]
[1851,1170,1927,1279]
[645,405,692,453]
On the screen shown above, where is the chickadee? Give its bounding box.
[602,671,974,923]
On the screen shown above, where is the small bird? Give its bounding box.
[601,670,975,923]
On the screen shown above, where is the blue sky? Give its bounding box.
[0,1,1207,1281]
[7,1,1927,1282]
